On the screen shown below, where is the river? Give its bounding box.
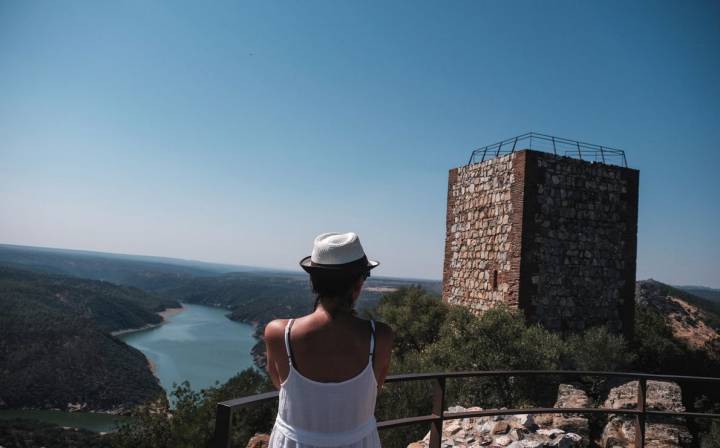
[0,303,257,432]
[120,302,257,392]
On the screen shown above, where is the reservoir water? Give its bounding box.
[0,303,257,432]
[0,409,128,433]
[120,303,257,392]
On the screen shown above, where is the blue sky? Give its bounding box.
[1,1,718,285]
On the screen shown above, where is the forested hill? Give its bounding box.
[0,243,262,291]
[0,268,165,411]
[677,285,720,305]
[0,267,180,333]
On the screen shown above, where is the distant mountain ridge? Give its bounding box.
[0,244,284,291]
[676,284,720,304]
[0,243,441,286]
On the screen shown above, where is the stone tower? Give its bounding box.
[442,133,639,336]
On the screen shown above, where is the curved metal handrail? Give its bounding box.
[213,370,720,448]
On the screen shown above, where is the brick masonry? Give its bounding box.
[442,149,639,336]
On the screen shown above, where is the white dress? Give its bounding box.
[268,319,382,448]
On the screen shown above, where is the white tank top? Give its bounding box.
[268,319,382,448]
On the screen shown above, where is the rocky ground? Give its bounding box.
[406,381,691,448]
[601,381,691,448]
[246,433,270,448]
[636,280,720,359]
[243,380,693,448]
[408,409,583,448]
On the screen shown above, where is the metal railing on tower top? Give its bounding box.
[212,370,720,448]
[467,132,628,167]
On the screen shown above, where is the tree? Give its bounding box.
[373,286,448,359]
[419,305,564,408]
[632,305,688,373]
[111,368,275,448]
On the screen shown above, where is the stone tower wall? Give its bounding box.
[520,151,639,334]
[443,149,639,336]
[442,153,523,313]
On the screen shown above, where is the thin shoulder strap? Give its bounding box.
[369,320,376,365]
[284,319,297,368]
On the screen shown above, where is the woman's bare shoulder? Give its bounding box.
[264,318,290,342]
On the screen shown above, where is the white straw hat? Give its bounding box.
[300,232,380,273]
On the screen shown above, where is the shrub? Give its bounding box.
[372,286,448,359]
[110,369,275,448]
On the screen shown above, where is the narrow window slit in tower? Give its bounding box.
[493,270,498,290]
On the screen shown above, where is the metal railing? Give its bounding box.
[467,132,628,167]
[213,370,720,448]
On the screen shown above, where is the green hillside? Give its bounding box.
[642,279,720,329]
[0,267,179,333]
[0,296,163,411]
[677,285,720,304]
[0,268,168,411]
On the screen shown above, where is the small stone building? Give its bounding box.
[442,133,639,336]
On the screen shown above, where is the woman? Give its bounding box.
[264,232,394,448]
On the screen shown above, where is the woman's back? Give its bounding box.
[269,317,380,447]
[272,314,379,383]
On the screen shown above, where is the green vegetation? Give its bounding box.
[0,267,166,411]
[701,421,720,448]
[369,287,720,447]
[0,267,179,333]
[161,272,440,327]
[161,273,442,369]
[0,419,111,448]
[372,286,449,355]
[643,279,720,329]
[18,285,714,448]
[370,290,638,447]
[0,244,223,291]
[110,369,275,448]
[677,285,720,305]
[161,272,317,324]
[113,287,684,448]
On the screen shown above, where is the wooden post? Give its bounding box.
[635,378,647,448]
[429,377,446,448]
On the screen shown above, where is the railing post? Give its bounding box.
[635,378,647,448]
[429,376,446,448]
[213,403,233,448]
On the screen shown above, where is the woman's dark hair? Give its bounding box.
[309,268,369,316]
